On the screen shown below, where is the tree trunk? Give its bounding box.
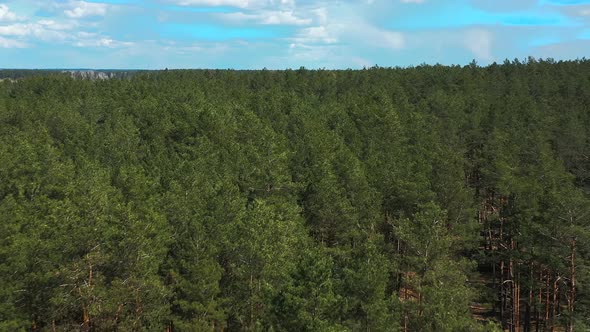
[545,273,550,330]
[501,259,505,327]
[250,273,254,329]
[82,307,90,332]
[403,314,408,332]
[525,265,533,332]
[551,275,560,332]
[568,238,576,332]
[536,269,542,332]
[510,259,515,332]
[82,260,93,332]
[518,274,522,331]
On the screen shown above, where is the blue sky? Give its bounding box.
[1,0,590,69]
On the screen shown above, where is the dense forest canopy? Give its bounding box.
[1,58,589,331]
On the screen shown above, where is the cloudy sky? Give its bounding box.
[1,0,590,69]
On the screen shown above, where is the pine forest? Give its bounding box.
[1,59,590,331]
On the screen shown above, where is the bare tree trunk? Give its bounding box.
[510,260,515,332]
[501,259,506,328]
[511,238,520,332]
[545,273,550,331]
[514,277,520,331]
[551,275,560,332]
[525,264,533,332]
[81,261,93,332]
[568,238,576,332]
[536,269,542,332]
[403,314,408,332]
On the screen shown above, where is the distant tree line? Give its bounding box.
[0,69,143,80]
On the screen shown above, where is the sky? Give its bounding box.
[1,0,590,69]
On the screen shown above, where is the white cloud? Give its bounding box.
[295,25,339,43]
[38,20,78,31]
[0,18,129,49]
[280,42,380,69]
[70,31,133,48]
[0,22,69,41]
[0,4,20,22]
[312,7,328,25]
[381,30,405,49]
[354,24,405,49]
[0,0,123,50]
[175,0,249,6]
[64,1,108,18]
[464,29,493,60]
[400,0,425,3]
[293,23,404,50]
[75,36,134,48]
[221,10,311,25]
[0,23,29,36]
[286,42,336,66]
[351,56,372,67]
[0,36,27,48]
[172,0,294,8]
[264,11,310,25]
[288,2,405,50]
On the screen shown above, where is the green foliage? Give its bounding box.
[1,61,590,330]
